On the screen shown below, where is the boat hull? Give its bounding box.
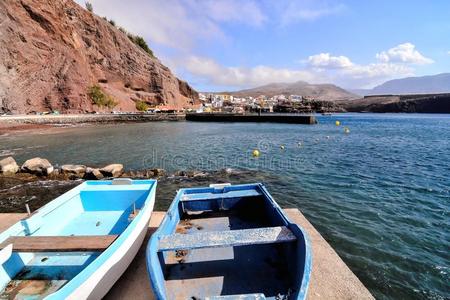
[67,189,155,300]
[147,183,311,300]
[0,179,157,300]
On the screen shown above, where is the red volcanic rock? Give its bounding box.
[0,0,199,114]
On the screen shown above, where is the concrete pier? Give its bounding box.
[0,209,373,299]
[186,113,317,124]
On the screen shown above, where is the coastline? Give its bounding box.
[0,113,185,134]
[0,113,185,124]
[0,123,60,135]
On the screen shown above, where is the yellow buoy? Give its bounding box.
[252,149,260,157]
[280,145,285,150]
[335,120,340,126]
[344,127,350,134]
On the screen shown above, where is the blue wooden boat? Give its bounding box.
[0,179,156,299]
[147,183,311,299]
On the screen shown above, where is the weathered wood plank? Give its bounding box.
[158,226,296,251]
[0,235,118,252]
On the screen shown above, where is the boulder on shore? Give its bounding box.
[151,168,166,177]
[100,164,124,178]
[84,167,104,180]
[0,157,19,175]
[61,164,86,178]
[21,157,53,176]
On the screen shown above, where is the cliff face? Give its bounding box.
[341,94,450,113]
[0,0,199,114]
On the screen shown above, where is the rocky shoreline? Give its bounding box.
[0,155,274,213]
[0,156,212,181]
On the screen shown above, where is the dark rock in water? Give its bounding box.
[0,176,79,213]
[21,157,54,176]
[99,164,123,178]
[175,170,208,178]
[192,171,208,178]
[151,168,166,177]
[174,170,188,177]
[84,167,104,180]
[122,169,156,179]
[144,169,156,178]
[0,157,19,175]
[61,164,86,178]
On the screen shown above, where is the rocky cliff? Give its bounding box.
[0,0,199,114]
[340,93,450,113]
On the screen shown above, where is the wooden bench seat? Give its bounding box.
[158,226,296,252]
[181,189,261,202]
[0,235,118,252]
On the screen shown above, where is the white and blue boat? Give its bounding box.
[0,179,156,299]
[147,183,311,299]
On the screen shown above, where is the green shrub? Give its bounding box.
[88,85,117,108]
[85,2,93,12]
[127,34,154,57]
[108,19,116,27]
[135,101,149,112]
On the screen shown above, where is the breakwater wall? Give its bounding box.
[0,113,185,124]
[186,113,316,124]
[1,113,317,125]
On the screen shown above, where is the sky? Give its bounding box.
[75,0,450,91]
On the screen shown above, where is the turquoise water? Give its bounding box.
[0,114,449,299]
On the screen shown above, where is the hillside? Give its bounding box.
[0,0,198,114]
[351,73,450,96]
[223,81,358,100]
[339,93,450,113]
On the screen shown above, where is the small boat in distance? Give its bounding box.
[147,183,311,299]
[0,179,156,299]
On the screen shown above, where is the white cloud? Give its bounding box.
[376,43,434,65]
[341,63,414,82]
[74,0,218,50]
[75,0,266,51]
[447,51,450,55]
[277,1,346,25]
[196,0,267,27]
[183,43,428,89]
[307,53,354,69]
[73,2,434,89]
[301,44,430,87]
[183,56,324,88]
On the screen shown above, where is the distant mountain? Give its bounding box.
[218,81,359,100]
[348,89,371,97]
[354,73,450,96]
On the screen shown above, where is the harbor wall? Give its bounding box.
[186,113,317,124]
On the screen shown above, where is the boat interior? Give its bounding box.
[154,185,306,299]
[0,181,152,299]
